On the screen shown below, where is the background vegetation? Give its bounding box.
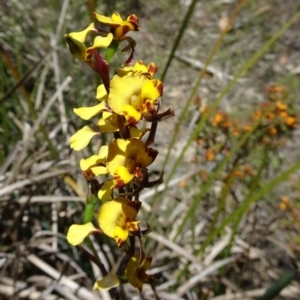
[1,0,300,299]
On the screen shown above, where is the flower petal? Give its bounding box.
[111,13,123,23]
[70,126,98,151]
[113,165,135,188]
[91,166,108,176]
[97,112,119,132]
[93,13,119,25]
[92,33,113,48]
[108,75,147,115]
[136,147,158,168]
[125,138,146,157]
[141,79,163,103]
[67,222,96,246]
[130,126,145,139]
[98,199,126,238]
[94,273,120,290]
[123,200,141,221]
[98,145,108,158]
[80,155,102,171]
[147,63,158,77]
[69,23,95,43]
[114,226,129,247]
[106,139,130,175]
[96,84,108,101]
[98,180,114,201]
[122,104,141,126]
[74,102,107,120]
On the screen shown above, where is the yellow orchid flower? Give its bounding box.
[98,197,141,247]
[126,255,153,292]
[108,74,163,126]
[93,13,139,40]
[65,26,113,93]
[106,138,158,188]
[65,23,113,62]
[67,197,141,247]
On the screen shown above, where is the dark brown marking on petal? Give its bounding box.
[145,147,158,160]
[128,14,139,29]
[154,80,163,96]
[127,200,142,212]
[121,25,131,36]
[123,111,138,126]
[114,173,126,188]
[148,63,158,76]
[115,235,125,247]
[145,100,155,113]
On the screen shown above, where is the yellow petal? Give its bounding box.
[98,145,108,159]
[91,166,108,176]
[96,84,108,101]
[90,33,113,49]
[125,138,145,157]
[130,126,144,139]
[67,222,96,246]
[94,13,118,25]
[97,112,119,132]
[98,199,125,238]
[108,75,147,115]
[141,79,163,102]
[122,104,141,126]
[113,166,135,188]
[74,102,106,120]
[111,13,123,23]
[116,65,135,77]
[98,180,114,201]
[106,139,130,175]
[70,126,98,151]
[69,23,95,43]
[80,155,102,171]
[134,61,148,73]
[136,147,158,168]
[123,200,141,222]
[94,273,120,290]
[114,226,129,247]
